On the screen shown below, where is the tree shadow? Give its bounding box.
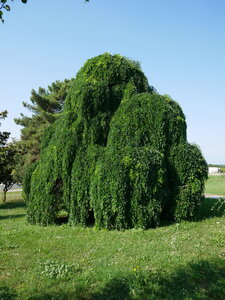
[0,214,26,221]
[140,258,225,300]
[91,259,225,300]
[160,197,225,226]
[197,197,225,221]
[26,281,131,300]
[0,200,26,210]
[26,258,225,300]
[0,200,26,221]
[0,285,17,300]
[27,293,69,300]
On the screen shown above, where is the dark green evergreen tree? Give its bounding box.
[24,53,208,228]
[14,79,74,181]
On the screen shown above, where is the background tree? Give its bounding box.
[0,110,10,146]
[0,141,17,203]
[0,111,18,203]
[14,79,74,181]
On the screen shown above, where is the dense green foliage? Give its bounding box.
[24,53,208,228]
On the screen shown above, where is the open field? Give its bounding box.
[0,192,224,299]
[205,175,225,195]
[0,191,23,203]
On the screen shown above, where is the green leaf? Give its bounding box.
[21,0,27,3]
[4,4,10,11]
[0,11,4,23]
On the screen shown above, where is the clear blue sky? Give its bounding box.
[1,0,225,164]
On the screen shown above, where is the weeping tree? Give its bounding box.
[24,53,208,228]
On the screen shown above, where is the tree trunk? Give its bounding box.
[3,190,6,203]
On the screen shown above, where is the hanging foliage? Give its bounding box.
[24,53,208,228]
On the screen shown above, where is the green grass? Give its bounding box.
[205,175,225,195]
[0,193,225,300]
[0,191,23,203]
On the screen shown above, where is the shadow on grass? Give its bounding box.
[0,200,26,210]
[0,200,26,221]
[26,258,225,300]
[0,285,17,300]
[0,214,26,221]
[158,197,225,228]
[198,197,225,220]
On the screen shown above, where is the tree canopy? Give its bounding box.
[24,53,208,229]
[0,110,10,145]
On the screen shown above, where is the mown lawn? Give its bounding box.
[0,192,224,300]
[205,175,225,195]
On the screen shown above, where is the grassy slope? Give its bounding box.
[0,193,225,299]
[205,175,225,195]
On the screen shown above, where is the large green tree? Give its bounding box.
[14,79,74,180]
[24,53,208,228]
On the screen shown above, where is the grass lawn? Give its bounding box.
[0,192,225,300]
[0,191,23,203]
[205,175,225,195]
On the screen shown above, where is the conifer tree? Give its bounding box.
[14,79,74,180]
